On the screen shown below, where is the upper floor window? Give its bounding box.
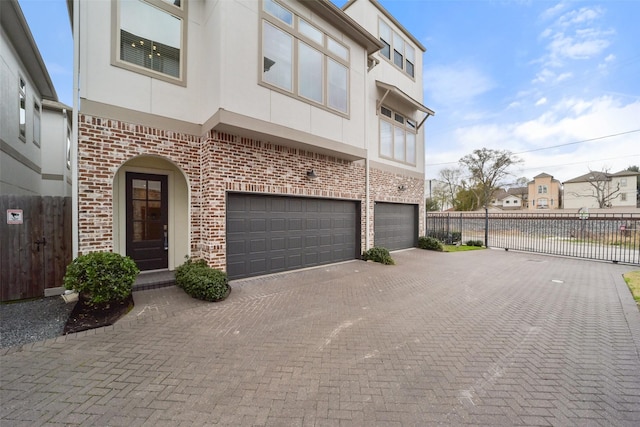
[537,185,548,194]
[19,78,26,141]
[33,102,41,147]
[620,178,627,187]
[379,106,417,165]
[379,19,415,78]
[113,0,187,85]
[261,0,350,115]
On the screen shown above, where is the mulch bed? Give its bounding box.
[63,294,134,335]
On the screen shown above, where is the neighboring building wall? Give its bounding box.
[563,181,606,209]
[564,172,639,209]
[41,101,72,197]
[1,0,60,196]
[528,174,561,210]
[1,26,43,195]
[501,195,522,210]
[611,175,639,207]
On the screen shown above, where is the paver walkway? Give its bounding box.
[1,249,639,426]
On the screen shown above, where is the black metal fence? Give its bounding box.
[425,212,640,265]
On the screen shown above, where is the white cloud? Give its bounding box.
[535,97,548,106]
[424,63,495,106]
[540,3,567,21]
[557,6,604,26]
[547,28,612,60]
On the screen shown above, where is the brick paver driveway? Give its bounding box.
[2,249,639,426]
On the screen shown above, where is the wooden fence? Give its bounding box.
[1,195,72,301]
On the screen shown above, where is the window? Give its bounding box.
[379,18,415,78]
[537,185,547,194]
[538,198,548,208]
[33,102,41,147]
[620,178,627,187]
[66,126,71,169]
[621,193,627,202]
[19,78,26,141]
[379,106,417,165]
[114,0,186,84]
[261,0,350,114]
[263,22,293,91]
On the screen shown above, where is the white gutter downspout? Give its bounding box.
[365,54,379,251]
[72,0,80,257]
[364,53,370,251]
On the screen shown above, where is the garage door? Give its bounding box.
[374,202,418,251]
[226,194,360,280]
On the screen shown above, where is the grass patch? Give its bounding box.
[623,271,640,305]
[443,245,485,253]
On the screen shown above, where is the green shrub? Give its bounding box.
[63,252,139,303]
[418,236,444,251]
[362,247,395,265]
[175,258,230,302]
[426,231,461,244]
[465,240,484,247]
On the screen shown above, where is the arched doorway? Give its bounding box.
[113,156,190,271]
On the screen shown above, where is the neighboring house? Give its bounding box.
[563,170,640,209]
[491,187,526,210]
[0,0,64,196]
[71,0,434,279]
[528,173,561,210]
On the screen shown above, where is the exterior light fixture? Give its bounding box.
[398,184,406,191]
[306,170,318,179]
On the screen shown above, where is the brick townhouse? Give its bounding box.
[70,0,434,279]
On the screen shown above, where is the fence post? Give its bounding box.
[484,207,489,248]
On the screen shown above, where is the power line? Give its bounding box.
[513,129,640,154]
[425,129,640,166]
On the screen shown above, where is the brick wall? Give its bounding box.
[369,167,426,245]
[78,114,425,270]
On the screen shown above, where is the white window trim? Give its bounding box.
[259,0,351,117]
[111,0,188,86]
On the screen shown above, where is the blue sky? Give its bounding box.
[19,0,640,183]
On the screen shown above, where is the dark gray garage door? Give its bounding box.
[374,202,418,251]
[226,194,360,280]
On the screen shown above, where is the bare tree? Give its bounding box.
[459,148,522,209]
[437,167,463,210]
[568,169,621,208]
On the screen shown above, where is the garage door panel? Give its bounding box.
[227,194,359,279]
[374,203,418,251]
[289,218,303,231]
[250,197,267,212]
[271,218,286,231]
